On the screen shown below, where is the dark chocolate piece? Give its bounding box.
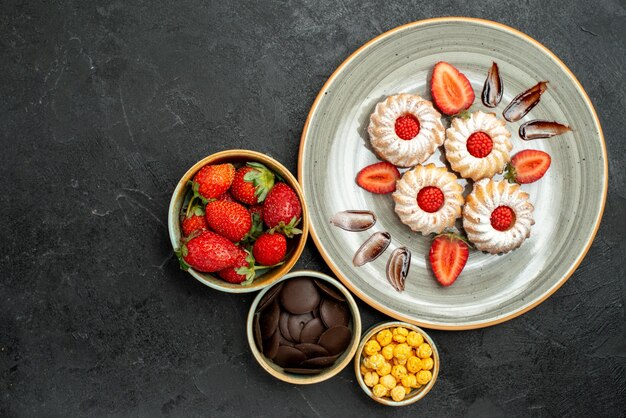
[258,300,280,338]
[300,354,341,368]
[319,298,350,329]
[353,231,391,266]
[294,343,329,359]
[279,277,320,314]
[330,210,376,231]
[318,326,352,355]
[287,312,314,343]
[262,329,280,359]
[278,311,294,342]
[257,282,284,313]
[273,345,307,368]
[314,279,346,302]
[482,61,503,108]
[299,318,326,344]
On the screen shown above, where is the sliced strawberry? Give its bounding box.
[356,162,401,194]
[431,62,475,115]
[429,233,469,286]
[505,150,551,184]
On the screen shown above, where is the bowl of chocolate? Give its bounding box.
[247,270,362,384]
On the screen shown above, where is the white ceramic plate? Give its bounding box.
[298,18,607,330]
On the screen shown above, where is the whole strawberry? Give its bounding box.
[253,232,287,266]
[248,204,263,218]
[218,248,254,284]
[192,163,235,200]
[217,190,236,203]
[205,200,252,242]
[263,183,302,237]
[231,162,275,205]
[182,206,207,236]
[177,230,239,272]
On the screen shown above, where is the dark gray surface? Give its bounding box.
[1,0,624,416]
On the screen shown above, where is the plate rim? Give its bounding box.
[297,17,608,330]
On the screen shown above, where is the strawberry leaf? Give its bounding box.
[270,217,302,238]
[174,246,190,271]
[241,212,264,245]
[243,162,275,203]
[454,109,472,120]
[504,163,518,184]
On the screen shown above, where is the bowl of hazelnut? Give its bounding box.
[354,321,439,406]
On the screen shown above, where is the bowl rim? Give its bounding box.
[167,149,309,293]
[246,269,363,384]
[354,321,440,406]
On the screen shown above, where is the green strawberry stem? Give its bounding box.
[241,212,264,245]
[269,217,302,238]
[185,181,210,218]
[504,163,518,184]
[244,162,275,203]
[174,245,190,271]
[238,261,285,286]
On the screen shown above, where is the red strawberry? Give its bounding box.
[182,214,207,236]
[356,162,401,194]
[417,186,444,213]
[395,115,420,140]
[205,200,252,242]
[466,132,493,158]
[505,150,551,184]
[429,233,469,286]
[217,190,236,203]
[218,248,252,284]
[253,232,287,266]
[177,230,239,272]
[262,183,302,237]
[431,62,475,115]
[490,206,516,231]
[249,204,263,218]
[192,163,235,200]
[230,162,275,205]
[181,203,207,236]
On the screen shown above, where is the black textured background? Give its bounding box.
[1,0,625,417]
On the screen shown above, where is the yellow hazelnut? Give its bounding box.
[379,374,397,390]
[406,331,424,347]
[363,371,379,387]
[416,343,433,359]
[376,361,392,377]
[406,356,422,373]
[376,329,393,346]
[391,364,408,380]
[372,384,388,398]
[360,364,371,375]
[381,344,395,360]
[416,370,432,385]
[421,357,434,371]
[390,385,406,402]
[364,340,382,356]
[393,357,407,366]
[401,374,418,389]
[367,353,385,370]
[393,343,411,360]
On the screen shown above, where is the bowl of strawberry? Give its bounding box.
[168,150,309,293]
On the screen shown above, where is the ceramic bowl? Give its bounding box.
[246,270,362,384]
[354,321,439,406]
[168,149,309,293]
[298,17,607,329]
